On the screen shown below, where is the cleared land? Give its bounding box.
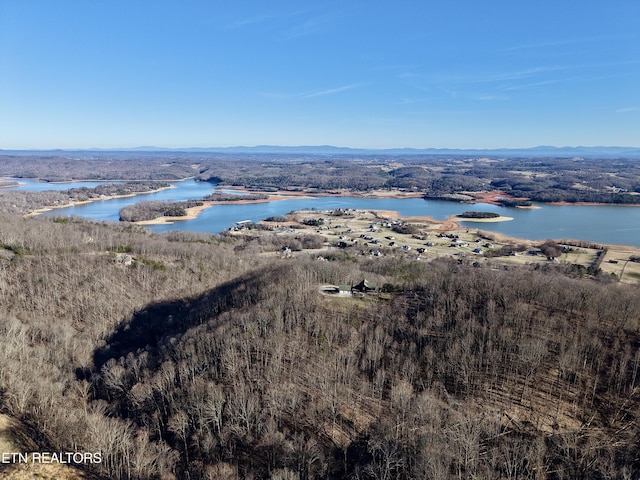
[227,207,640,284]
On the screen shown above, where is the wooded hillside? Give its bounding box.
[1,214,639,479]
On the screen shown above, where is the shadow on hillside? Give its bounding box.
[92,264,286,372]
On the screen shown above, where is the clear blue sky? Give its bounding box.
[1,1,639,149]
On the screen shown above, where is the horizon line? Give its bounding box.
[2,144,640,152]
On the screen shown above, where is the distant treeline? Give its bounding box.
[458,211,500,219]
[497,198,533,207]
[68,181,171,200]
[2,154,640,213]
[197,156,640,204]
[0,154,197,181]
[202,192,269,202]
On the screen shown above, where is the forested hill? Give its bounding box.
[1,214,640,478]
[3,154,640,213]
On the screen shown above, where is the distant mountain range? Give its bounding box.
[3,145,640,158]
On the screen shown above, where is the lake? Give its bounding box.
[5,178,639,247]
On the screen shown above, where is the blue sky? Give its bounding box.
[1,1,639,149]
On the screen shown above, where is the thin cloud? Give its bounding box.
[280,18,326,40]
[260,84,363,100]
[222,9,310,30]
[402,66,567,87]
[502,37,596,52]
[475,95,509,101]
[277,5,357,41]
[396,97,427,105]
[225,14,274,29]
[502,33,638,53]
[616,107,640,113]
[416,60,636,88]
[373,64,422,72]
[499,79,563,91]
[298,84,362,98]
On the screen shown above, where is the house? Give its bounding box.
[231,219,253,231]
[352,279,378,294]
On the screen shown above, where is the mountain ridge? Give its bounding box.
[2,145,640,158]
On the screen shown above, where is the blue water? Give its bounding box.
[39,178,215,221]
[12,178,640,246]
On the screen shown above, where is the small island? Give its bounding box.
[456,211,513,222]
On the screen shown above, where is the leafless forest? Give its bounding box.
[0,210,639,479]
[1,154,640,478]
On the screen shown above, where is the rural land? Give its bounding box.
[1,151,640,479]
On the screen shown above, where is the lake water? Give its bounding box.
[6,178,640,247]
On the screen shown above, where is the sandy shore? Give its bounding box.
[136,202,214,224]
[134,187,518,226]
[134,191,315,225]
[453,214,514,222]
[19,184,523,224]
[134,187,428,225]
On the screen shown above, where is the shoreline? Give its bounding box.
[134,191,316,225]
[25,185,175,217]
[21,182,640,234]
[131,187,440,225]
[453,214,514,223]
[548,200,640,207]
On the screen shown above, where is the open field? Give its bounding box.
[601,246,640,282]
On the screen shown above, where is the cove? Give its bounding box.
[16,178,640,247]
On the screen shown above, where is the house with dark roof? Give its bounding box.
[352,279,377,293]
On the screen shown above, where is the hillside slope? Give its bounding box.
[1,215,639,478]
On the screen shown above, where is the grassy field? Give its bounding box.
[600,246,640,282]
